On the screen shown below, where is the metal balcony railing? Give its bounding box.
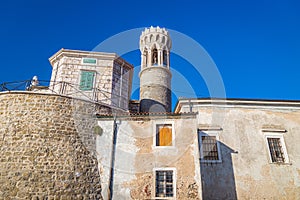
[0,80,129,110]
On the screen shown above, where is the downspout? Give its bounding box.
[189,99,193,113]
[108,115,119,200]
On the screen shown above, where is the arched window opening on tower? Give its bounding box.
[150,34,153,42]
[156,35,160,42]
[163,50,168,66]
[152,48,158,66]
[143,49,148,67]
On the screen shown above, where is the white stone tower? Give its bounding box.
[139,26,172,113]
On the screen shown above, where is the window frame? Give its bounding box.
[264,132,289,164]
[79,70,96,91]
[153,167,176,199]
[198,130,222,163]
[153,121,175,149]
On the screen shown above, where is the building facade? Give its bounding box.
[0,26,299,199]
[48,49,133,111]
[176,98,300,199]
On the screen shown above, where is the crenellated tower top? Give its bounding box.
[139,26,172,69]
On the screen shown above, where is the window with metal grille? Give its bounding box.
[155,170,174,197]
[156,124,172,146]
[267,138,285,163]
[201,136,219,161]
[79,71,95,91]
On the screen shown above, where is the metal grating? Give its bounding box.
[267,138,285,163]
[155,170,173,197]
[201,136,219,160]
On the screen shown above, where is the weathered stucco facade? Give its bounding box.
[176,98,300,199]
[96,114,201,199]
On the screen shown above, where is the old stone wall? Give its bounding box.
[0,92,103,199]
[139,67,172,112]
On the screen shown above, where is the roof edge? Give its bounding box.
[48,48,134,68]
[174,97,300,113]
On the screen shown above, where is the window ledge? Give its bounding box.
[200,159,222,164]
[153,146,176,149]
[269,162,292,166]
[79,90,93,92]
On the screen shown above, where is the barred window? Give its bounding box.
[264,132,289,164]
[267,138,285,163]
[155,170,174,197]
[201,136,219,161]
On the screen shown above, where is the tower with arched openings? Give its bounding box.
[139,26,172,112]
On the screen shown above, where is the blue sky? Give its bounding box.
[1,0,299,107]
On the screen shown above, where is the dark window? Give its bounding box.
[152,48,158,65]
[267,138,285,163]
[144,50,148,66]
[155,170,174,197]
[201,136,219,160]
[156,124,172,146]
[163,50,167,66]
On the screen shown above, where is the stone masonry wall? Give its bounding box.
[0,92,103,199]
[139,67,172,112]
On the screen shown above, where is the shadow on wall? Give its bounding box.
[198,132,238,200]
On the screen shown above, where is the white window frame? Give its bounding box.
[264,132,289,164]
[153,121,175,149]
[198,130,222,163]
[81,57,97,65]
[153,167,176,199]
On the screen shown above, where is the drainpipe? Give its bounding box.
[189,99,193,113]
[108,115,119,200]
[119,63,124,108]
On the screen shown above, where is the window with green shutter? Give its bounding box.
[79,71,95,91]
